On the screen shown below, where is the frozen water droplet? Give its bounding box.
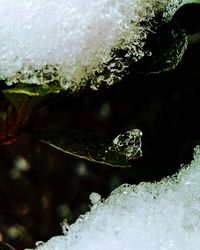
[89,192,101,205]
[110,129,142,161]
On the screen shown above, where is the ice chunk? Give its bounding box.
[89,192,101,205]
[0,0,180,90]
[30,146,200,250]
[110,128,143,161]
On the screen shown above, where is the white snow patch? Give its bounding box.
[89,192,101,205]
[0,0,180,90]
[30,145,200,250]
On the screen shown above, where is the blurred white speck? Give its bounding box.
[76,162,88,176]
[99,102,110,118]
[42,195,50,209]
[57,204,71,218]
[14,156,30,171]
[10,156,30,179]
[7,225,22,240]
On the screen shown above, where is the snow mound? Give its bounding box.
[0,0,180,90]
[32,145,200,250]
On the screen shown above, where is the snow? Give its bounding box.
[89,192,101,205]
[30,145,200,250]
[0,0,180,90]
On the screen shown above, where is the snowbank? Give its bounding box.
[0,0,179,90]
[32,145,200,250]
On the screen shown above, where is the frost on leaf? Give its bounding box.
[33,128,143,167]
[0,0,180,92]
[107,129,143,162]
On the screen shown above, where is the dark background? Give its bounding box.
[0,36,200,249]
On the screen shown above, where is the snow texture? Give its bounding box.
[89,192,101,205]
[32,145,200,250]
[0,0,180,90]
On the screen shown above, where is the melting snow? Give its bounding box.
[30,145,200,250]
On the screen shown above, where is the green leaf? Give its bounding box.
[0,242,15,250]
[32,128,143,167]
[2,81,68,121]
[2,81,64,97]
[0,81,71,144]
[171,3,200,35]
[135,25,188,73]
[1,81,70,120]
[2,91,30,112]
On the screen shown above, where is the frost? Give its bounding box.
[30,146,200,250]
[108,129,143,161]
[0,0,180,91]
[35,242,45,247]
[89,192,101,205]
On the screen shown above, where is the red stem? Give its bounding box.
[0,103,29,145]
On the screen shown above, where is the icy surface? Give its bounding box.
[0,0,180,90]
[31,146,200,250]
[110,128,143,161]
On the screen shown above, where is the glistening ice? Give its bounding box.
[0,0,179,90]
[32,146,200,250]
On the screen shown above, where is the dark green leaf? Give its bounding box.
[2,81,69,118]
[2,91,30,112]
[171,3,200,35]
[1,80,71,120]
[2,82,63,97]
[135,25,187,73]
[0,82,71,144]
[0,242,15,250]
[32,128,143,167]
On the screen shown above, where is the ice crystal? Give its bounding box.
[0,0,180,91]
[89,192,101,205]
[109,129,143,161]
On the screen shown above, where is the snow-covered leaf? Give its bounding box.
[33,128,142,167]
[135,25,187,73]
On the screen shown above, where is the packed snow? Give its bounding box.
[31,145,200,250]
[0,0,180,90]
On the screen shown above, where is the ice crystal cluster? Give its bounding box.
[110,129,143,161]
[32,146,200,250]
[0,0,180,91]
